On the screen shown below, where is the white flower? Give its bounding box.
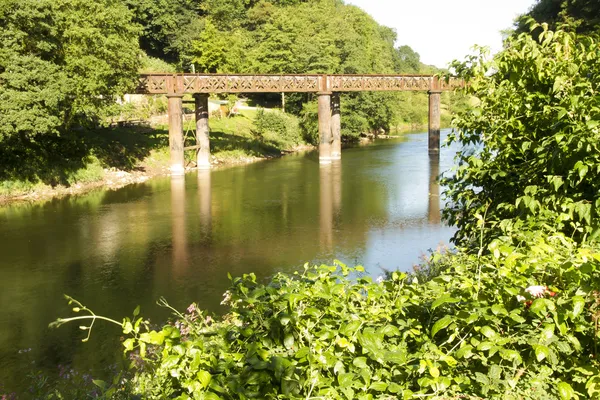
[376,276,384,284]
[516,295,526,302]
[221,291,232,305]
[525,285,547,298]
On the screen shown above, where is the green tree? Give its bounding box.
[394,45,421,73]
[516,0,600,34]
[124,0,203,66]
[443,23,600,247]
[0,0,140,182]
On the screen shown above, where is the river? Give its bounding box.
[0,129,457,395]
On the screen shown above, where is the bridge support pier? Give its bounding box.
[194,94,211,169]
[167,94,185,175]
[331,93,341,160]
[428,77,441,156]
[318,92,332,164]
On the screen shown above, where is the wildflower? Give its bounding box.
[186,303,197,314]
[516,295,526,302]
[221,291,232,305]
[525,285,547,298]
[376,276,384,284]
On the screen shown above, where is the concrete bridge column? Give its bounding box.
[331,93,341,160]
[428,77,442,155]
[318,92,332,164]
[194,94,211,169]
[167,94,185,175]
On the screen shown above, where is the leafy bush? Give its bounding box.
[54,229,600,399]
[252,109,302,149]
[443,23,600,247]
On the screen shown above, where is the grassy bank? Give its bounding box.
[0,109,309,205]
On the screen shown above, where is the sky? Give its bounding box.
[345,0,538,68]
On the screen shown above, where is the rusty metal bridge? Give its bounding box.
[133,74,462,174]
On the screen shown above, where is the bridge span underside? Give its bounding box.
[134,74,461,174]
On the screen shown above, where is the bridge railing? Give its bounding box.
[135,74,463,95]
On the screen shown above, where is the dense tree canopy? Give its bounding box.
[0,0,140,182]
[516,0,600,34]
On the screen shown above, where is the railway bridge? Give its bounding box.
[134,74,462,174]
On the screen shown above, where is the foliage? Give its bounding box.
[0,0,140,184]
[53,229,600,399]
[516,0,600,35]
[252,109,302,148]
[123,0,203,66]
[442,23,600,247]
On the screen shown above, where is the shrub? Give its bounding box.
[253,108,302,149]
[443,23,600,248]
[54,230,600,399]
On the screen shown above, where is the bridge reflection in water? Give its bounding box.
[428,154,441,225]
[319,160,342,252]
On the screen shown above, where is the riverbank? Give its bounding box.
[0,109,312,206]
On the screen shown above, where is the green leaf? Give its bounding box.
[388,382,402,393]
[369,381,388,391]
[139,330,165,345]
[338,373,355,388]
[431,315,453,338]
[491,304,508,315]
[557,381,575,400]
[480,326,496,339]
[92,379,107,391]
[122,338,135,352]
[572,296,585,319]
[197,370,212,389]
[432,296,461,310]
[341,320,361,337]
[283,333,295,349]
[455,345,473,359]
[295,347,310,359]
[352,357,368,369]
[500,349,522,364]
[379,325,400,337]
[530,298,552,315]
[533,344,550,362]
[429,366,440,378]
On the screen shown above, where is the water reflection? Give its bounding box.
[332,160,342,219]
[197,169,212,239]
[428,154,441,225]
[171,176,188,271]
[0,130,458,394]
[319,164,333,251]
[319,161,342,252]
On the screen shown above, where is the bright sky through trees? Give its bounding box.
[345,0,538,68]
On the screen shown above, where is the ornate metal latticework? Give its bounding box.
[329,75,433,91]
[135,74,463,95]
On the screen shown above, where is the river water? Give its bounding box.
[0,130,456,394]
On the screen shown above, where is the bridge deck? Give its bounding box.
[136,74,462,95]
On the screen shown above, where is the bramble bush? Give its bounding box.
[54,230,600,399]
